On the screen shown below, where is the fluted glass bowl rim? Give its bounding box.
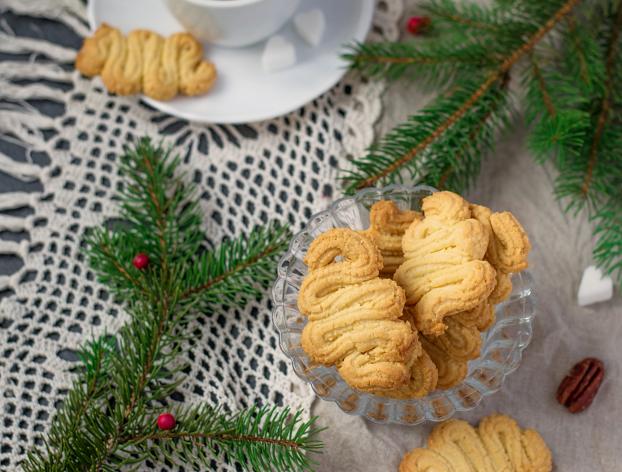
[271,184,536,425]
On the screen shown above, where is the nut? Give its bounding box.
[556,357,605,413]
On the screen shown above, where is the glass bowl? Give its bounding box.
[271,185,536,425]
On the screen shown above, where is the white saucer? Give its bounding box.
[87,0,374,124]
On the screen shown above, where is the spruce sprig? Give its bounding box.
[344,0,581,192]
[342,75,511,193]
[344,0,622,288]
[182,222,290,308]
[23,138,321,472]
[124,406,323,471]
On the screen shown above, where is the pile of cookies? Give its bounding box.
[399,413,552,472]
[297,191,530,398]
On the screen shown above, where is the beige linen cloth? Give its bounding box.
[312,49,622,472]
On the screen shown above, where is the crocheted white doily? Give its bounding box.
[0,0,403,469]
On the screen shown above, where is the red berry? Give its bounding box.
[157,413,176,430]
[407,16,430,35]
[132,253,149,270]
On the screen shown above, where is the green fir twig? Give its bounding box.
[23,138,320,472]
[344,0,582,192]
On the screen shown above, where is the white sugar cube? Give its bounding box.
[577,265,613,306]
[293,9,326,47]
[261,35,296,73]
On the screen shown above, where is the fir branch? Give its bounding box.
[87,231,149,298]
[434,73,511,190]
[122,406,323,472]
[524,53,591,164]
[343,40,498,84]
[181,222,291,306]
[117,138,204,265]
[344,0,583,192]
[24,139,319,471]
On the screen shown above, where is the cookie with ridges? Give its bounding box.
[373,349,438,399]
[399,448,454,472]
[489,270,512,304]
[470,204,530,274]
[452,302,495,331]
[361,200,421,276]
[399,414,552,472]
[428,420,495,472]
[423,317,481,361]
[395,191,496,335]
[420,338,467,390]
[422,190,471,222]
[298,229,419,392]
[400,259,496,335]
[488,212,531,273]
[75,23,216,100]
[478,415,552,472]
[298,229,384,317]
[141,29,178,100]
[521,430,553,472]
[75,23,118,77]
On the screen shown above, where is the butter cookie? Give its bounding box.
[361,200,421,276]
[420,337,467,389]
[395,191,496,335]
[478,414,552,472]
[423,317,482,361]
[399,414,553,472]
[298,229,419,392]
[373,349,438,399]
[76,23,216,100]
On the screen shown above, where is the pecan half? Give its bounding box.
[556,358,605,413]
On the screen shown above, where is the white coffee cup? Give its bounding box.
[166,0,301,48]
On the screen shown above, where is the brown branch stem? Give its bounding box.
[355,0,583,190]
[91,155,178,471]
[141,154,169,272]
[353,55,488,65]
[530,54,556,117]
[90,295,172,472]
[47,346,107,468]
[566,15,590,85]
[121,431,301,450]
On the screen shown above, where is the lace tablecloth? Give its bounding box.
[0,0,403,470]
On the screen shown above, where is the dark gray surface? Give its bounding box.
[0,10,83,277]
